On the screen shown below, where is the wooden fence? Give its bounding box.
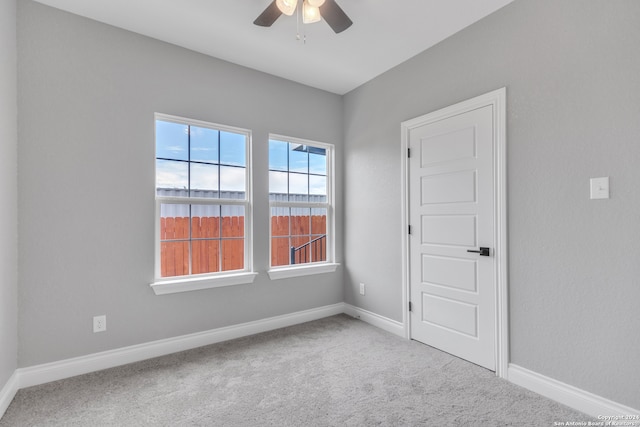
[160,215,327,277]
[160,216,244,277]
[271,215,327,266]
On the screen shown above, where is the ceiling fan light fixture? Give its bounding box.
[254,0,352,34]
[302,1,321,24]
[276,0,298,16]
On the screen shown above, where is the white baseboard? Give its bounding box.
[16,303,345,390]
[0,371,18,419]
[508,364,639,418]
[343,303,405,337]
[5,305,638,423]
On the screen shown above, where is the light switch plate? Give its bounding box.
[590,177,609,199]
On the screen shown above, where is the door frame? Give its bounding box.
[400,87,508,378]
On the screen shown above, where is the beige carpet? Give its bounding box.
[1,315,590,426]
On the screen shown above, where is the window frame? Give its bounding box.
[151,113,256,295]
[267,134,339,280]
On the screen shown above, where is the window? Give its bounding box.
[152,114,256,295]
[268,135,337,279]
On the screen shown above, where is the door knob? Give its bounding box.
[467,247,490,256]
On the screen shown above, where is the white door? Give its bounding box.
[408,102,496,370]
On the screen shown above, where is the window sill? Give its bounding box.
[150,272,258,295]
[267,263,340,280]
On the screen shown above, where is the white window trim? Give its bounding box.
[151,113,254,295]
[267,263,339,280]
[151,272,258,295]
[267,134,337,280]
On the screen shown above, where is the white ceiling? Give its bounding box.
[33,0,514,94]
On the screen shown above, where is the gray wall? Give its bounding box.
[17,0,343,367]
[0,0,18,390]
[344,0,640,410]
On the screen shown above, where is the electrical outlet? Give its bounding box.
[93,315,106,333]
[359,283,365,296]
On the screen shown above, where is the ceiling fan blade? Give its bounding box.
[254,1,282,27]
[319,0,353,33]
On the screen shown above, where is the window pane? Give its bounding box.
[271,237,290,267]
[269,171,288,196]
[156,160,188,195]
[311,208,327,235]
[289,144,308,173]
[269,139,288,171]
[156,120,188,161]
[309,175,326,197]
[289,173,308,200]
[271,207,289,237]
[222,239,244,271]
[160,241,189,277]
[190,126,218,163]
[310,235,327,263]
[291,236,311,265]
[309,150,326,175]
[191,204,220,239]
[221,205,245,238]
[191,240,220,275]
[220,131,246,167]
[220,166,246,194]
[270,206,325,266]
[190,163,218,198]
[160,204,190,240]
[291,207,310,236]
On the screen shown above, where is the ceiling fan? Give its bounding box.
[254,0,353,34]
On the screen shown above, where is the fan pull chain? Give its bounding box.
[295,4,307,44]
[296,5,300,40]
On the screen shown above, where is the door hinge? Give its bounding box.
[409,301,413,312]
[407,148,411,158]
[408,225,412,235]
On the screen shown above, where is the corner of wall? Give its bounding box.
[0,0,19,419]
[0,372,18,419]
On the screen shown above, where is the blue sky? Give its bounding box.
[268,139,327,197]
[155,120,327,197]
[156,120,246,193]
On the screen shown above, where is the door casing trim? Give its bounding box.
[400,87,508,378]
